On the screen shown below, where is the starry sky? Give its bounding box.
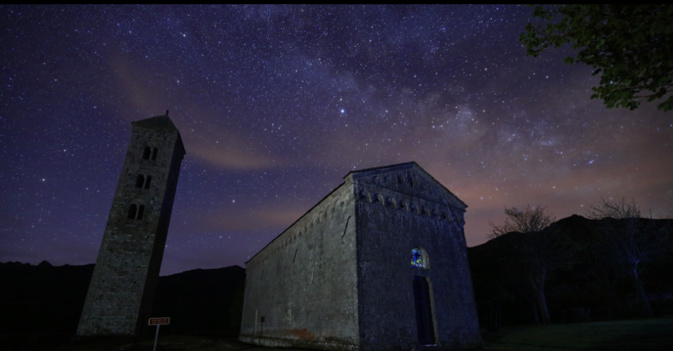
[2,5,672,275]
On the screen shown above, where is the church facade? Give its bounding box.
[239,162,481,350]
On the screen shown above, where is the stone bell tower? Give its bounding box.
[77,111,185,336]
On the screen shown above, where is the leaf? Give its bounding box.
[518,4,673,112]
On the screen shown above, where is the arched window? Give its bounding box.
[142,146,151,160]
[134,173,152,189]
[142,145,159,161]
[411,247,428,268]
[127,204,137,219]
[127,203,145,220]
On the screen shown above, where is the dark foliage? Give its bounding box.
[489,205,556,239]
[520,5,673,111]
[470,215,673,329]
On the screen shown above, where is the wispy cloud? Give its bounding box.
[192,204,309,234]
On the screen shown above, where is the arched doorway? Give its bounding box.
[411,246,436,345]
[413,276,436,345]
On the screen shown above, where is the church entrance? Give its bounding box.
[413,276,436,345]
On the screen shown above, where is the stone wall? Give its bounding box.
[353,165,481,350]
[240,181,360,350]
[77,116,184,336]
[240,162,481,350]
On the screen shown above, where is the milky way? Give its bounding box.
[2,5,671,275]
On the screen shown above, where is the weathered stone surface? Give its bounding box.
[240,182,360,350]
[240,162,481,350]
[76,113,185,336]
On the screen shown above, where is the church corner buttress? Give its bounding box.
[77,112,185,337]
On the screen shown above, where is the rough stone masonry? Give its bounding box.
[77,113,185,336]
[239,162,481,351]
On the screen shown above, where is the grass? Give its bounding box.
[3,317,671,351]
[480,316,673,350]
[2,333,315,351]
[57,335,258,351]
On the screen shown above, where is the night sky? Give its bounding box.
[2,5,671,276]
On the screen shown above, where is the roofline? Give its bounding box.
[344,161,418,180]
[246,161,467,264]
[346,161,466,209]
[245,175,352,265]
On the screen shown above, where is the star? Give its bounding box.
[0,4,670,275]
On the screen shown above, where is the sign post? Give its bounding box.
[148,317,170,351]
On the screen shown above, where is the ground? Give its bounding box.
[2,317,671,351]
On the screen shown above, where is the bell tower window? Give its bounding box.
[142,145,159,161]
[127,203,145,220]
[134,174,152,189]
[143,146,151,160]
[128,204,137,219]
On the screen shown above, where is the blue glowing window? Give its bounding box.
[411,248,425,268]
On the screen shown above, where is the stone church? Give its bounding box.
[239,162,481,350]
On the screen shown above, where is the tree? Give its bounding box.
[584,197,641,220]
[519,5,673,111]
[489,205,560,325]
[584,198,662,317]
[489,205,556,239]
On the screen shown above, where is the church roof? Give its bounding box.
[346,161,467,209]
[245,161,467,265]
[345,161,419,178]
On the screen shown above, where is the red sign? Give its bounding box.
[148,317,170,326]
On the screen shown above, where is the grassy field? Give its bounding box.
[3,317,671,351]
[480,316,673,350]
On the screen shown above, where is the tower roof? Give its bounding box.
[131,113,179,133]
[131,112,186,156]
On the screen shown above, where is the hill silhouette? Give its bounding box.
[0,262,245,337]
[1,215,671,338]
[469,215,673,330]
[152,266,245,336]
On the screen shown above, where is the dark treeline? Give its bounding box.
[469,215,673,331]
[2,215,671,338]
